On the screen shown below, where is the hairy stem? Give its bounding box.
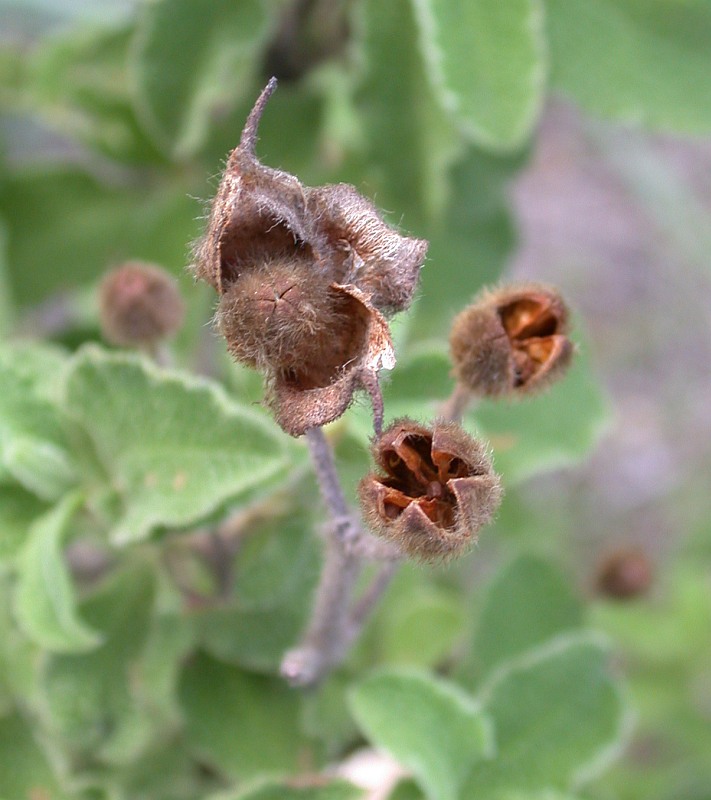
[439,382,474,423]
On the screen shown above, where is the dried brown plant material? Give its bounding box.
[99,261,185,347]
[358,419,502,561]
[596,548,653,600]
[192,78,427,435]
[449,283,573,398]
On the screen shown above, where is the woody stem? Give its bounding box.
[280,427,365,687]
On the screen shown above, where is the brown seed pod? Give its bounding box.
[358,418,502,561]
[192,78,428,434]
[596,549,653,600]
[449,283,573,398]
[99,261,185,347]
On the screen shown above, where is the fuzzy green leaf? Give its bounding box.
[64,347,293,544]
[412,0,546,149]
[216,781,364,800]
[462,634,627,798]
[0,485,47,561]
[179,651,305,782]
[14,494,102,653]
[546,0,711,133]
[0,712,67,800]
[349,670,492,800]
[469,555,584,683]
[131,0,269,158]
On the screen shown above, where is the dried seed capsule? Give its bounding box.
[99,261,185,347]
[192,78,428,435]
[449,283,573,398]
[596,549,653,600]
[358,418,502,561]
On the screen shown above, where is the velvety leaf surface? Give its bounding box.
[469,555,584,683]
[349,670,492,800]
[546,0,711,133]
[0,484,47,560]
[412,0,546,148]
[131,0,269,158]
[14,493,101,653]
[64,347,293,544]
[179,651,306,782]
[38,562,157,763]
[462,634,626,798]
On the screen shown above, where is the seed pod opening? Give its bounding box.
[359,418,502,561]
[450,283,573,398]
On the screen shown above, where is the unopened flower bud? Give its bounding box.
[449,283,573,398]
[99,261,185,347]
[358,418,502,561]
[596,548,653,600]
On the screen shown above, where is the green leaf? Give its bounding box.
[0,346,78,499]
[131,0,270,159]
[358,0,459,229]
[0,219,13,336]
[469,329,610,484]
[28,22,166,164]
[0,167,200,307]
[64,346,293,544]
[0,484,47,561]
[412,0,546,149]
[14,494,102,653]
[462,634,627,798]
[546,0,711,133]
[468,555,584,683]
[215,780,364,800]
[179,651,306,782]
[0,712,66,800]
[349,670,492,800]
[38,562,158,763]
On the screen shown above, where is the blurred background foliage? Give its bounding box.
[0,0,710,799]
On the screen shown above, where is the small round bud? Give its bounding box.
[99,261,185,347]
[596,549,653,600]
[449,283,573,398]
[358,418,502,561]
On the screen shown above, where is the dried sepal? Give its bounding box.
[99,261,185,347]
[268,285,395,436]
[449,283,573,398]
[358,418,502,561]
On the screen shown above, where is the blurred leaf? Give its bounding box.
[0,347,78,500]
[358,0,458,229]
[388,781,427,800]
[14,493,101,653]
[412,0,546,149]
[0,711,67,800]
[64,347,293,544]
[0,167,199,307]
[131,0,270,159]
[215,781,364,800]
[0,341,68,401]
[410,147,521,342]
[349,670,492,800]
[470,330,610,484]
[464,555,584,684]
[28,23,166,164]
[0,219,13,336]
[0,484,47,560]
[38,561,157,763]
[179,651,307,782]
[546,0,711,133]
[462,634,626,798]
[380,584,465,669]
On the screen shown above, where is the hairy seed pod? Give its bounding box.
[596,549,653,600]
[99,261,185,347]
[449,283,573,398]
[358,418,502,561]
[191,78,427,435]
